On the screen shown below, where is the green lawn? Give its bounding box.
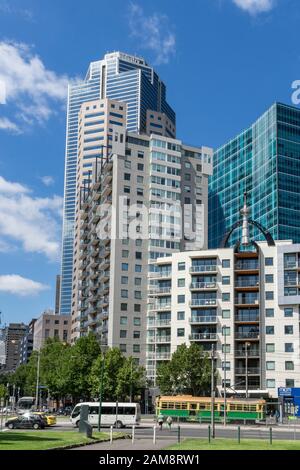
[0,430,121,450]
[167,438,300,451]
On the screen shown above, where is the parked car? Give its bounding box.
[5,415,45,430]
[32,412,56,426]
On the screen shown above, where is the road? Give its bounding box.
[52,419,300,441]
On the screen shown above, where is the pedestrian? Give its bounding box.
[166,415,173,430]
[157,413,164,431]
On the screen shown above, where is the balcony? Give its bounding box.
[189,316,217,324]
[235,279,259,288]
[190,282,217,290]
[235,262,259,271]
[148,303,171,311]
[190,265,217,274]
[156,352,171,360]
[149,270,172,279]
[235,332,259,340]
[235,298,259,306]
[155,336,171,343]
[147,319,171,327]
[189,333,217,341]
[235,349,260,357]
[235,314,260,322]
[284,261,297,269]
[190,299,217,307]
[235,367,260,375]
[149,286,172,295]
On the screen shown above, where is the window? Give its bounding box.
[134,304,141,312]
[121,290,128,298]
[177,311,185,321]
[184,197,190,204]
[45,319,50,324]
[137,175,144,184]
[124,186,130,194]
[222,344,230,353]
[185,173,191,181]
[120,344,127,353]
[222,260,230,268]
[266,309,274,317]
[222,362,230,371]
[285,325,293,335]
[120,317,127,325]
[133,345,140,353]
[121,276,128,285]
[266,326,274,335]
[222,326,230,337]
[124,160,131,169]
[54,329,59,337]
[222,310,230,319]
[122,250,129,258]
[178,278,185,287]
[136,239,142,246]
[178,262,185,271]
[178,295,185,304]
[137,151,144,159]
[63,330,68,341]
[122,239,129,245]
[120,330,127,338]
[222,293,230,301]
[222,276,230,285]
[266,361,275,370]
[286,379,295,388]
[137,163,144,171]
[133,331,140,339]
[134,317,141,326]
[265,274,274,283]
[134,291,142,299]
[284,308,293,317]
[266,344,275,353]
[266,291,274,300]
[285,361,294,370]
[185,162,191,169]
[137,188,144,196]
[135,278,142,286]
[55,320,59,324]
[64,320,68,325]
[285,343,294,353]
[177,328,185,337]
[135,252,142,260]
[124,173,131,181]
[121,303,127,311]
[265,257,273,266]
[266,379,275,388]
[135,265,142,272]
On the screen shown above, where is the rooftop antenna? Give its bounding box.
[240,192,250,246]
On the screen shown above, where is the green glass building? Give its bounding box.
[209,102,300,248]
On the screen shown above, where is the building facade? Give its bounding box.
[70,123,213,366]
[18,319,36,366]
[33,311,71,351]
[60,52,176,316]
[209,102,300,248]
[147,226,300,398]
[3,323,27,372]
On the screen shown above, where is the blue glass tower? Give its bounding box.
[209,102,300,248]
[60,52,175,315]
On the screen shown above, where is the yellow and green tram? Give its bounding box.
[156,395,266,422]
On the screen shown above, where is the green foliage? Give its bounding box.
[0,384,7,400]
[156,343,212,396]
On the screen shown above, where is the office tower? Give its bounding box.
[4,323,27,371]
[18,319,36,365]
[60,52,176,316]
[209,102,300,248]
[33,310,71,351]
[71,115,213,366]
[147,198,300,398]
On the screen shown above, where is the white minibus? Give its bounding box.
[70,402,141,428]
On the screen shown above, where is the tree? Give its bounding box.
[116,357,146,401]
[156,343,212,396]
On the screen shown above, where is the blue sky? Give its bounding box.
[0,0,299,325]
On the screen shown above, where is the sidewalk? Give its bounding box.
[71,438,173,451]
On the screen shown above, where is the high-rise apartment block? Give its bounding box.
[209,103,300,248]
[3,323,27,372]
[60,52,176,316]
[18,319,36,366]
[70,109,213,365]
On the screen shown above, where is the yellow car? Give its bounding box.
[33,412,56,426]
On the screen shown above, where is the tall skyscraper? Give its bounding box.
[60,52,176,315]
[209,102,300,248]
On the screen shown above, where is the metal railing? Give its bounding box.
[189,333,217,341]
[190,282,217,289]
[235,332,259,339]
[189,316,217,324]
[235,314,260,322]
[190,299,217,306]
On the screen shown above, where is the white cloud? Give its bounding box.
[0,41,70,132]
[128,3,176,65]
[41,176,55,187]
[0,117,21,134]
[232,0,275,14]
[0,175,63,260]
[0,274,48,296]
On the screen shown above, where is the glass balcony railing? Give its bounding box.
[235,314,260,322]
[235,262,259,270]
[235,367,260,375]
[189,316,217,324]
[189,333,217,341]
[190,299,217,306]
[235,331,259,339]
[235,349,260,357]
[190,282,217,289]
[190,265,217,273]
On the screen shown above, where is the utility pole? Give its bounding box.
[98,352,105,432]
[245,342,250,400]
[35,351,40,411]
[223,329,227,426]
[130,359,133,402]
[211,344,215,438]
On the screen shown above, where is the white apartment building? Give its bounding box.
[147,224,300,398]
